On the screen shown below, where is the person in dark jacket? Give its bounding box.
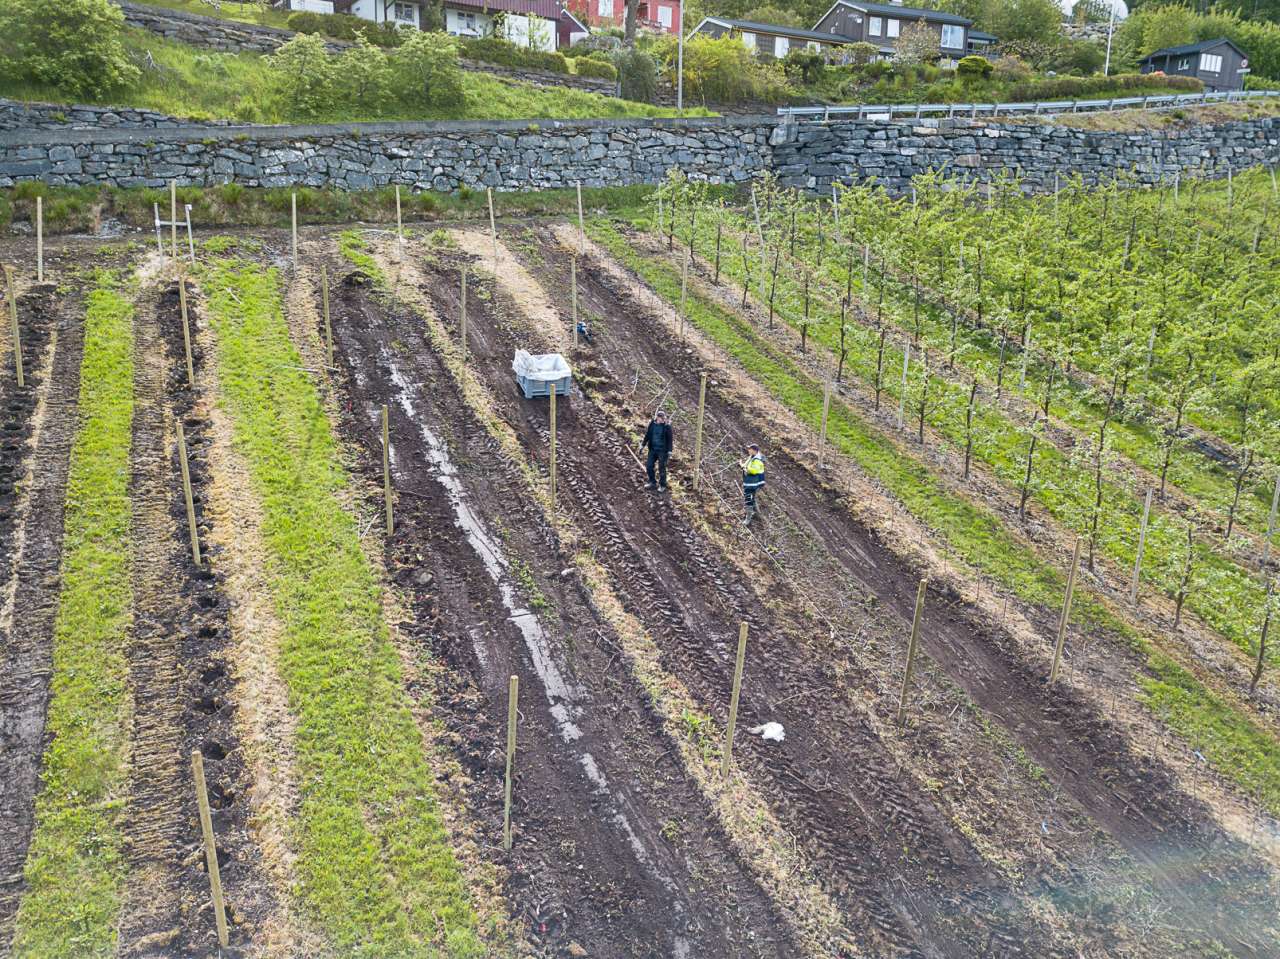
[641,410,674,491]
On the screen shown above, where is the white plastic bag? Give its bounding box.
[512,350,572,382]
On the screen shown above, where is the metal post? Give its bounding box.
[676,0,685,113]
[1131,488,1153,603]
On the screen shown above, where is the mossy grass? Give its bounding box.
[589,218,1280,817]
[200,255,482,955]
[12,274,136,958]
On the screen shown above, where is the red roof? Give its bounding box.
[446,0,572,18]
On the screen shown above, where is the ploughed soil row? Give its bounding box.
[0,281,83,947]
[414,236,1065,959]
[320,265,794,957]
[117,277,274,956]
[538,225,1280,955]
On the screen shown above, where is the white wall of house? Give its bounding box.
[343,0,419,27]
[500,13,556,51]
[445,6,494,37]
[288,0,335,14]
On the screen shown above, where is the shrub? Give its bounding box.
[654,34,793,105]
[894,19,941,66]
[459,35,568,73]
[393,31,465,107]
[843,41,879,66]
[614,47,657,103]
[956,55,994,80]
[268,33,337,118]
[1044,38,1105,76]
[339,34,391,107]
[0,0,139,99]
[287,11,403,47]
[574,57,618,81]
[993,53,1033,82]
[783,48,826,85]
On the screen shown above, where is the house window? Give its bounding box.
[657,4,671,27]
[775,36,789,57]
[1178,58,1190,70]
[868,16,882,36]
[393,2,416,22]
[741,31,755,51]
[598,0,613,17]
[886,18,899,38]
[941,24,964,48]
[1199,52,1223,72]
[808,40,819,51]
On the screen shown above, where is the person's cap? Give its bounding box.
[655,410,667,420]
[747,443,760,451]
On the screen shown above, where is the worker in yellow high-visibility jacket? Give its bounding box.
[740,444,766,524]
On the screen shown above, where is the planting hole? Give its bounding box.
[200,664,226,685]
[201,741,228,761]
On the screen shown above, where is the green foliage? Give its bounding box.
[742,4,805,27]
[268,32,336,118]
[894,18,943,66]
[0,0,138,99]
[1043,38,1106,76]
[394,31,465,108]
[992,53,1034,81]
[652,33,793,104]
[574,56,619,80]
[1116,4,1280,80]
[985,0,1065,43]
[1005,70,1202,99]
[783,48,826,84]
[844,41,879,66]
[339,34,392,108]
[615,47,658,102]
[460,35,569,73]
[956,54,995,79]
[11,274,134,957]
[286,10,404,47]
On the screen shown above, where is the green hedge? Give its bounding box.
[1007,71,1202,101]
[574,57,618,81]
[286,11,403,47]
[459,35,568,73]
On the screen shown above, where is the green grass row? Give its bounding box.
[662,207,1274,667]
[589,217,1280,817]
[1,26,694,124]
[12,275,136,958]
[200,254,482,956]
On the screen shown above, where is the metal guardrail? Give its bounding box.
[777,88,1280,121]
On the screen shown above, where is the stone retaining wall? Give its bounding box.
[3,112,1277,193]
[0,99,240,131]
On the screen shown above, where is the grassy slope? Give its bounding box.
[12,277,135,958]
[200,254,481,956]
[0,27,698,123]
[589,218,1280,817]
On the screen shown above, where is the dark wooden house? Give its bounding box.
[812,0,972,65]
[1140,38,1250,93]
[688,16,849,59]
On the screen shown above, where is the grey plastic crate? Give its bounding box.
[517,372,573,400]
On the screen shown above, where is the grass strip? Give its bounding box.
[590,218,1280,817]
[12,275,135,958]
[200,255,481,957]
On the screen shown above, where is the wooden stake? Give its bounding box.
[1130,488,1153,603]
[170,179,178,261]
[460,263,468,362]
[576,181,585,254]
[191,750,229,949]
[549,382,557,507]
[36,196,43,283]
[321,263,333,369]
[177,421,202,566]
[290,192,298,270]
[177,271,195,388]
[571,257,578,348]
[382,404,393,536]
[895,578,927,725]
[720,622,748,778]
[693,372,707,491]
[1264,470,1279,569]
[818,380,831,469]
[487,187,497,276]
[395,185,403,246]
[896,341,910,431]
[5,265,21,388]
[679,248,689,339]
[1049,538,1082,684]
[503,674,518,851]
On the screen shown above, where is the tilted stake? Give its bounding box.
[170,180,178,261]
[1264,470,1279,569]
[191,750,230,949]
[818,381,831,469]
[321,263,333,369]
[571,257,578,348]
[1130,488,1153,603]
[503,674,519,851]
[896,341,910,431]
[177,422,202,566]
[721,622,749,778]
[549,382,557,507]
[290,192,298,270]
[576,181,585,254]
[895,578,928,725]
[487,187,498,276]
[5,265,22,388]
[395,185,403,247]
[36,196,43,283]
[382,404,393,536]
[679,247,690,339]
[692,372,707,491]
[460,263,468,363]
[178,271,195,388]
[1049,538,1082,684]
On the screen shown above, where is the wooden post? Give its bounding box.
[503,674,518,850]
[178,272,195,388]
[177,421,202,566]
[692,372,707,491]
[170,180,178,261]
[571,257,578,348]
[5,265,21,388]
[720,622,748,778]
[895,578,927,725]
[818,380,831,469]
[191,750,229,950]
[460,263,468,363]
[576,181,585,254]
[549,382,557,507]
[382,405,393,537]
[395,185,403,247]
[896,341,910,431]
[154,203,164,258]
[321,263,333,369]
[36,196,43,283]
[1130,488,1153,603]
[290,192,298,270]
[1049,538,1082,684]
[487,187,497,276]
[1263,470,1279,569]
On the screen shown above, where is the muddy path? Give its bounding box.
[413,238,1074,959]
[523,226,1279,956]
[321,266,795,958]
[117,276,274,956]
[0,282,83,946]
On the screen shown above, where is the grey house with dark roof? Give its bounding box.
[1140,37,1249,92]
[812,0,973,64]
[689,16,848,59]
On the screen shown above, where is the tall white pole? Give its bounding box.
[676,0,685,113]
[1104,0,1117,77]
